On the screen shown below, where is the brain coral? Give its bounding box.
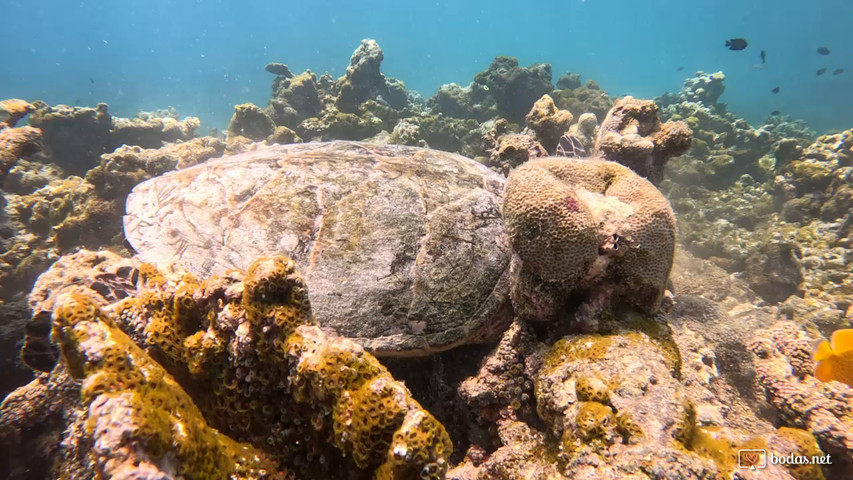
[502,157,676,318]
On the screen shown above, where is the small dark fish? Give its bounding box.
[89,77,94,84]
[832,69,845,76]
[817,68,827,76]
[725,38,748,51]
[817,47,830,55]
[770,110,781,115]
[75,98,81,104]
[675,66,685,72]
[771,87,780,94]
[760,50,766,64]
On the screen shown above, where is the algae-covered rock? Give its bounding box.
[594,96,692,184]
[473,56,554,122]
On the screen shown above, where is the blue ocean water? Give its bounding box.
[2,0,850,134]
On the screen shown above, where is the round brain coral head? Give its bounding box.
[503,157,676,319]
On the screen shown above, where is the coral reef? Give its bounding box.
[551,79,614,123]
[0,136,223,304]
[427,83,496,122]
[267,70,323,129]
[336,39,408,113]
[53,293,284,479]
[472,56,553,122]
[27,101,199,174]
[0,98,37,127]
[555,72,581,90]
[0,124,42,183]
[594,96,692,184]
[749,321,853,474]
[483,119,547,175]
[3,254,453,479]
[681,71,726,107]
[228,103,276,141]
[524,94,574,153]
[503,157,676,319]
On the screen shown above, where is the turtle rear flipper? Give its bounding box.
[556,134,586,158]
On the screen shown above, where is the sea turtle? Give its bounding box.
[124,139,679,356]
[124,141,514,356]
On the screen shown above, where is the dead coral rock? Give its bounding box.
[268,70,323,129]
[484,119,547,176]
[566,112,599,154]
[110,113,199,149]
[0,125,42,182]
[741,241,804,304]
[86,136,225,200]
[525,94,573,153]
[776,128,853,222]
[458,321,538,427]
[0,99,36,127]
[749,321,853,475]
[594,96,693,184]
[0,300,33,398]
[2,159,63,195]
[448,419,562,480]
[29,102,200,175]
[299,110,384,141]
[551,83,614,122]
[427,82,497,122]
[0,367,91,479]
[267,125,302,144]
[681,71,726,107]
[473,56,554,122]
[556,73,582,90]
[336,39,408,113]
[228,103,276,141]
[27,102,111,174]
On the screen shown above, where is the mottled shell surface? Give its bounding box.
[124,141,512,355]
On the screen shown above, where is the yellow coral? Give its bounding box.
[103,256,451,479]
[51,292,282,479]
[777,427,827,480]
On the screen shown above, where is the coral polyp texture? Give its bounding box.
[502,156,676,319]
[7,253,453,479]
[51,292,282,479]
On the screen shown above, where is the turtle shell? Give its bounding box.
[124,141,513,355]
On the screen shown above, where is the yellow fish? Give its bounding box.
[813,329,853,387]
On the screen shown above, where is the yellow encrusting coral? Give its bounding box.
[106,255,452,479]
[51,293,283,479]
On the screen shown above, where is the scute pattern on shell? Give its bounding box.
[124,141,513,355]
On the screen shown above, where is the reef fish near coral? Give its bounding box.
[725,38,748,51]
[817,46,831,55]
[813,328,853,387]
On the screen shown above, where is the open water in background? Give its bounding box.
[1,0,850,133]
